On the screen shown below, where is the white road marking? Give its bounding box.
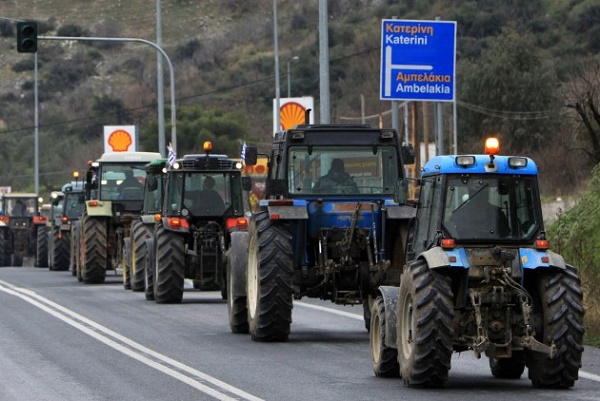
[0,279,264,401]
[296,299,600,384]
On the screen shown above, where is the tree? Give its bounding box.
[563,62,600,165]
[457,27,561,153]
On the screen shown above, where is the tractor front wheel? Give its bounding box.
[247,212,293,342]
[153,225,185,304]
[397,260,454,387]
[227,231,249,334]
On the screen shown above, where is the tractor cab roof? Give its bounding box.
[422,154,538,176]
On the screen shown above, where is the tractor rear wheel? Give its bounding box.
[227,231,249,334]
[81,215,108,284]
[397,260,454,387]
[122,238,132,290]
[70,223,80,277]
[247,212,293,342]
[131,221,153,292]
[527,264,584,388]
[51,228,70,271]
[153,225,185,304]
[35,225,49,268]
[0,230,8,267]
[370,295,399,377]
[144,238,155,301]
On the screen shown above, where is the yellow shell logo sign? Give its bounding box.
[280,102,306,130]
[108,129,133,152]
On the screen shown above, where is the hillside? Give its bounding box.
[0,0,599,198]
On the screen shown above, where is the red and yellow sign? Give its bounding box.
[103,125,137,153]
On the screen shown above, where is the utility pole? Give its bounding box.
[318,0,330,123]
[156,0,165,156]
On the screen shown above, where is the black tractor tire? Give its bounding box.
[122,238,132,290]
[0,230,8,267]
[397,260,454,388]
[370,295,400,377]
[227,231,249,334]
[490,351,525,379]
[131,221,153,292]
[35,225,49,268]
[247,211,293,342]
[144,238,155,301]
[527,264,585,388]
[70,222,80,277]
[153,225,185,304]
[51,228,70,271]
[81,215,108,284]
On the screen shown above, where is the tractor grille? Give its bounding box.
[10,217,31,230]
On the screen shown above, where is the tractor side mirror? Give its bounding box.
[244,146,258,166]
[242,176,252,191]
[401,144,415,165]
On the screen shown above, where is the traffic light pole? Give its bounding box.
[38,35,177,157]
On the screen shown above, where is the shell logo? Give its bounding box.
[280,102,306,130]
[108,129,133,152]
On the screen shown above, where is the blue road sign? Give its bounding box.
[380,19,456,102]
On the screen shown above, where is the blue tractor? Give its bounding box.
[231,124,415,341]
[370,138,584,388]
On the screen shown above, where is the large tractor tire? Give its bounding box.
[122,238,132,290]
[370,295,400,377]
[144,238,155,301]
[153,225,185,304]
[527,264,584,388]
[247,211,293,342]
[71,222,82,279]
[81,215,108,284]
[131,221,153,292]
[0,230,8,267]
[397,260,454,388]
[490,351,525,379]
[35,225,49,268]
[227,231,249,334]
[50,228,70,271]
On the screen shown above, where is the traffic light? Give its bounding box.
[16,21,38,53]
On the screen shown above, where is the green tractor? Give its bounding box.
[77,152,162,284]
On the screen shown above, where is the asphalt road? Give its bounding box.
[1,265,599,401]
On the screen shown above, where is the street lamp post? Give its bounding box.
[287,56,299,98]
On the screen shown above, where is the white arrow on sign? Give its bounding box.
[384,45,433,96]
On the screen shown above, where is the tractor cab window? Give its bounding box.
[287,146,398,195]
[442,175,540,241]
[6,198,37,217]
[64,193,86,219]
[143,175,163,214]
[166,172,238,217]
[99,164,147,200]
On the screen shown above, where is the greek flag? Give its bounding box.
[167,143,176,166]
[241,142,247,163]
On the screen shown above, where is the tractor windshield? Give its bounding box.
[63,192,86,220]
[442,175,541,241]
[98,163,147,201]
[287,146,399,195]
[165,172,243,217]
[5,197,37,217]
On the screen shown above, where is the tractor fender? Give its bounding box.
[519,248,566,270]
[546,250,566,269]
[418,246,451,270]
[376,285,399,349]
